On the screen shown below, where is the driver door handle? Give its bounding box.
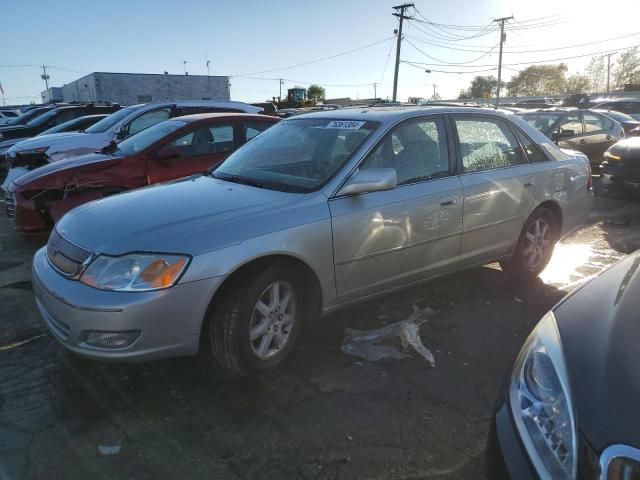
[440,195,458,207]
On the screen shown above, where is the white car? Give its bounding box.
[5,101,263,166]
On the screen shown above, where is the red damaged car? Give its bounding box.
[5,113,278,232]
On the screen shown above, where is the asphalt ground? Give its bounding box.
[1,182,639,480]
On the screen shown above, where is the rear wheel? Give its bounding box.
[501,208,556,281]
[206,265,306,377]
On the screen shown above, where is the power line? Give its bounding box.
[402,60,496,74]
[404,37,498,65]
[402,43,640,68]
[231,36,395,76]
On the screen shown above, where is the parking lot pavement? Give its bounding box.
[1,188,640,480]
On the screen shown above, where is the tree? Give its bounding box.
[307,84,325,102]
[586,56,606,92]
[613,47,640,89]
[459,75,503,99]
[566,74,591,94]
[506,64,568,96]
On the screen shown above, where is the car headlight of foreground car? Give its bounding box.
[509,311,577,480]
[79,253,190,292]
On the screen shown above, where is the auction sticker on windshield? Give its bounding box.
[325,120,366,129]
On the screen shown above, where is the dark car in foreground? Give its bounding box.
[6,113,278,232]
[518,109,624,166]
[0,104,120,141]
[488,251,640,479]
[600,136,640,191]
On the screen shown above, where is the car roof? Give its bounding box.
[283,105,511,123]
[172,112,277,123]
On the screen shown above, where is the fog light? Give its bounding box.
[84,330,140,348]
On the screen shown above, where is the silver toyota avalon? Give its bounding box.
[32,107,593,376]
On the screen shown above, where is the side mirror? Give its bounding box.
[337,168,397,196]
[154,145,180,161]
[115,126,127,140]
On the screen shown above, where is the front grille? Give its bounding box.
[4,191,15,219]
[46,229,93,278]
[600,445,640,480]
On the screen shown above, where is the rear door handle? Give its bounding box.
[524,182,534,187]
[606,135,613,140]
[579,139,587,145]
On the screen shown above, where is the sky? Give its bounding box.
[2,0,640,105]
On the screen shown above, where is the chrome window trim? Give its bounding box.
[599,444,640,479]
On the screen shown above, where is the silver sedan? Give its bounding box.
[32,107,593,376]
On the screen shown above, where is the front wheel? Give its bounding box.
[206,265,305,376]
[501,208,556,281]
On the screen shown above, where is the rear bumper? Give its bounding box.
[32,247,225,362]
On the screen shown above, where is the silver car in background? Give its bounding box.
[32,107,593,376]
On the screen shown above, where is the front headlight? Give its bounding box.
[509,311,577,480]
[604,150,622,162]
[80,253,190,291]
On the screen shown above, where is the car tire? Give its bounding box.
[500,207,557,282]
[206,265,306,377]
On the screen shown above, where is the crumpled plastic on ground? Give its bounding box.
[341,306,435,367]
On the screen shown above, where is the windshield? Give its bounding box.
[39,117,85,135]
[85,105,140,133]
[214,118,377,193]
[25,108,67,128]
[113,119,186,156]
[7,108,47,126]
[517,112,563,135]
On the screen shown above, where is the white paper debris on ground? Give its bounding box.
[98,443,122,455]
[341,306,436,367]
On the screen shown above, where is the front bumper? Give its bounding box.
[32,247,224,362]
[601,161,640,189]
[6,182,49,232]
[487,387,538,480]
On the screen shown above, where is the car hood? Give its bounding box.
[11,132,100,153]
[56,175,321,256]
[554,251,640,453]
[13,152,122,187]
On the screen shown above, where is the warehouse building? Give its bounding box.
[41,72,230,105]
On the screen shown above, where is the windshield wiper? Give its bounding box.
[213,172,263,188]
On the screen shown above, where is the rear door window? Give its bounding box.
[453,117,527,173]
[557,113,583,136]
[244,122,272,142]
[514,129,548,163]
[583,112,605,133]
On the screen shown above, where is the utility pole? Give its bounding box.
[605,53,615,93]
[279,78,284,102]
[392,3,414,102]
[373,82,378,99]
[494,16,512,108]
[206,56,211,94]
[40,65,50,94]
[183,60,188,75]
[432,83,437,98]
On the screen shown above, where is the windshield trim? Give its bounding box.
[212,118,380,194]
